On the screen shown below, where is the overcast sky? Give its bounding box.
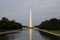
[0,0,60,26]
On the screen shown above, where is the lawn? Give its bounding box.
[46,30,60,35]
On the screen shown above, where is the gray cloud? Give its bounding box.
[0,0,60,26]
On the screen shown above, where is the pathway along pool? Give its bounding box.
[0,30,60,40]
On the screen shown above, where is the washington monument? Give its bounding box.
[29,8,33,27]
[29,8,33,40]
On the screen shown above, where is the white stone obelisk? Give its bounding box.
[29,8,32,40]
[30,8,32,27]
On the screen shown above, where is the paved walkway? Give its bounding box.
[0,29,21,35]
[39,29,60,37]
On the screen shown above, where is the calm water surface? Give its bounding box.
[0,30,60,40]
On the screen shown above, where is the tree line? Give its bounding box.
[0,17,22,32]
[37,18,60,30]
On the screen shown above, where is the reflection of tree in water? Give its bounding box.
[0,31,21,40]
[0,34,8,40]
[39,31,60,40]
